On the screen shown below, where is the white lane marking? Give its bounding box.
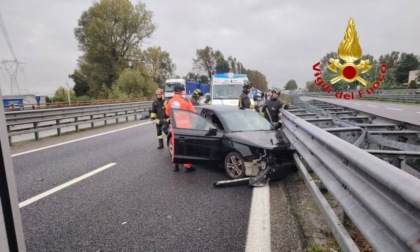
[368,105,378,108]
[354,103,361,105]
[12,121,152,157]
[245,184,271,252]
[19,163,116,208]
[417,112,420,114]
[386,107,403,111]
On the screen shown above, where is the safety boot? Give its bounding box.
[157,139,164,149]
[173,164,179,172]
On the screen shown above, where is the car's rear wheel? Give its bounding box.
[224,152,246,179]
[167,135,173,156]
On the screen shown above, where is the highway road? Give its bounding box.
[300,96,420,126]
[12,121,253,251]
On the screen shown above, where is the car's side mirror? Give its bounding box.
[205,127,217,136]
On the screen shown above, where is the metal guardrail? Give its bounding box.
[5,101,152,144]
[304,92,420,103]
[281,108,420,252]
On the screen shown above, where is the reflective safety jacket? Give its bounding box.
[165,94,196,128]
[238,92,252,109]
[262,98,288,123]
[151,98,168,125]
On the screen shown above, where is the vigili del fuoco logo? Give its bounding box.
[312,18,387,100]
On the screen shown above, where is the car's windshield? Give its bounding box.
[213,84,243,99]
[219,110,273,132]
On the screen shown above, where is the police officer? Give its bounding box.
[150,88,168,149]
[239,81,254,110]
[261,88,289,129]
[165,83,196,172]
[190,88,203,106]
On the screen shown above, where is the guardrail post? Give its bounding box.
[75,117,79,132]
[34,122,39,140]
[125,111,128,122]
[116,112,119,123]
[56,119,61,136]
[398,158,405,169]
[7,125,12,145]
[103,113,107,126]
[90,115,94,128]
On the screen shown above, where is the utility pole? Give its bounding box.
[66,81,71,107]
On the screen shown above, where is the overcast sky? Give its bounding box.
[1,0,419,96]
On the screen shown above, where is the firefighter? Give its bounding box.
[261,88,289,129]
[239,81,257,110]
[165,83,196,172]
[150,88,168,149]
[204,93,212,105]
[190,88,203,106]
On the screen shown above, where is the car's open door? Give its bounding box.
[170,109,223,164]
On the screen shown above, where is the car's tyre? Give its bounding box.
[167,135,173,156]
[224,152,246,179]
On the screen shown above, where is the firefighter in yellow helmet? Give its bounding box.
[150,88,168,149]
[190,88,203,106]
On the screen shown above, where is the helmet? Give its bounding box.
[193,89,203,96]
[272,88,281,95]
[205,93,211,101]
[174,83,184,92]
[243,81,252,89]
[155,88,163,95]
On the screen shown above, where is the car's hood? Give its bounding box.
[225,130,288,150]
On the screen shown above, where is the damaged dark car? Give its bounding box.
[168,105,295,180]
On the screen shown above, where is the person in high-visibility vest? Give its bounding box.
[150,88,168,149]
[165,83,196,172]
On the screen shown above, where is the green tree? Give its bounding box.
[394,53,420,84]
[140,46,176,88]
[306,81,321,92]
[193,46,216,80]
[73,0,156,97]
[112,68,157,98]
[408,80,418,89]
[54,86,75,102]
[70,69,90,96]
[285,80,298,90]
[214,50,230,74]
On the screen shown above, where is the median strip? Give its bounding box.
[19,163,116,208]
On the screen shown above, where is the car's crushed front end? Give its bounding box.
[225,130,296,179]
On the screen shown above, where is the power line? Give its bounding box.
[0,13,17,60]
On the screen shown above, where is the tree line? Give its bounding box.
[52,0,268,101]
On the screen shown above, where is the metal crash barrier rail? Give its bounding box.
[5,101,152,144]
[281,108,420,252]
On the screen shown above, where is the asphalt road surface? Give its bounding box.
[12,121,253,251]
[300,96,420,126]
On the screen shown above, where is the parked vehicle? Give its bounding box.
[164,79,209,99]
[211,73,255,106]
[167,105,294,179]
